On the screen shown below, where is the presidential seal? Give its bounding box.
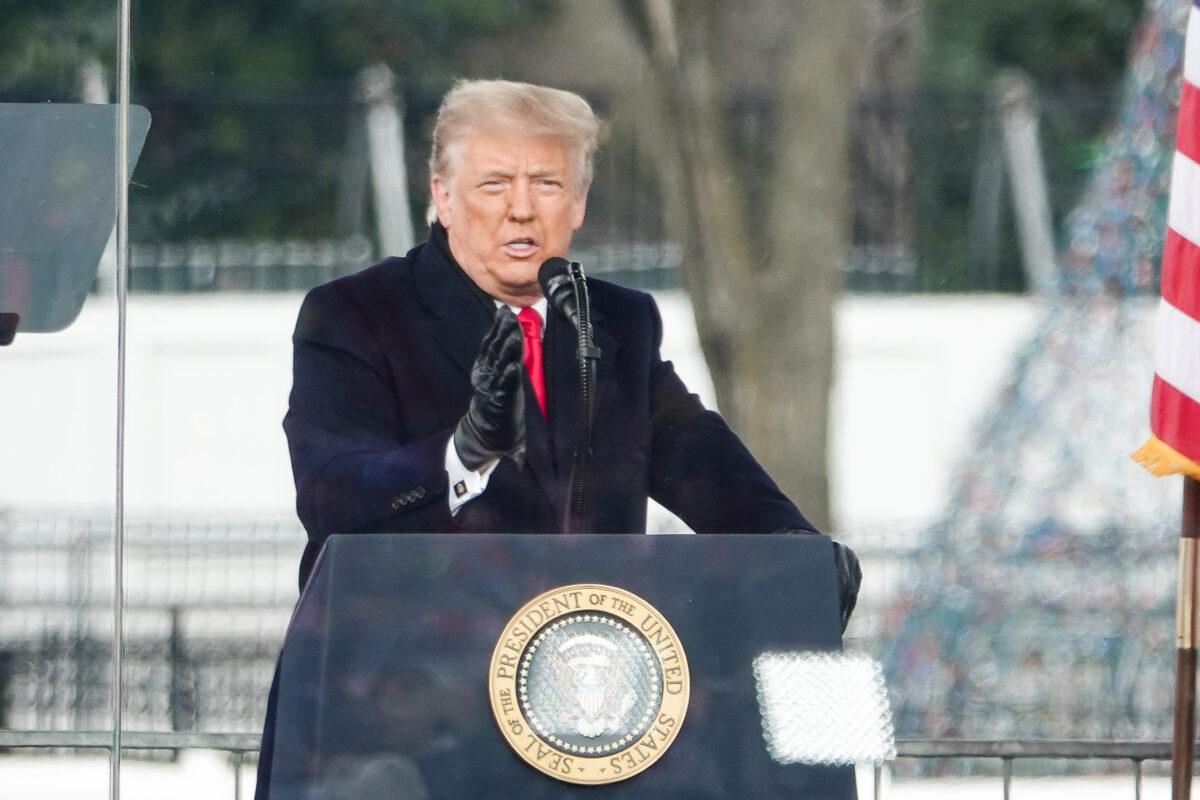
[488,584,689,785]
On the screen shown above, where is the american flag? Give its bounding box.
[1134,0,1200,480]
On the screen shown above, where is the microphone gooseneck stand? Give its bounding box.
[566,261,600,535]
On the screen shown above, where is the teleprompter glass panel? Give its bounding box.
[0,104,149,334]
[0,7,124,797]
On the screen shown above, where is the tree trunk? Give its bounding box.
[615,0,861,529]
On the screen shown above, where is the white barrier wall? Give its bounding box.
[0,292,1036,533]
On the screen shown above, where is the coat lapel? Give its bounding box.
[546,302,618,484]
[521,379,559,516]
[411,238,495,378]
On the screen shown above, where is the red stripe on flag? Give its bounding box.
[1178,80,1200,165]
[1162,227,1200,322]
[1151,375,1200,464]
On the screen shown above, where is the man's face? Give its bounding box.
[431,128,587,305]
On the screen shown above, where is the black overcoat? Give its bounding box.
[283,229,814,587]
[255,229,816,798]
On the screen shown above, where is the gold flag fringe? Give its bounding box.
[1132,435,1200,480]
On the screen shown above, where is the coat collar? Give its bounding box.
[411,223,496,377]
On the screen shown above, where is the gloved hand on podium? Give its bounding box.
[779,531,861,633]
[831,541,861,633]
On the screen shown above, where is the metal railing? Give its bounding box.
[0,732,1180,800]
[886,739,1174,800]
[0,730,260,800]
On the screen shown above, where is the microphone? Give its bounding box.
[538,257,580,329]
[537,256,598,534]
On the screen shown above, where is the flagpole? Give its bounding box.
[1174,477,1200,800]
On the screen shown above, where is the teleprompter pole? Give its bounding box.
[1173,477,1200,800]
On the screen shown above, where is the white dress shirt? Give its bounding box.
[445,298,548,514]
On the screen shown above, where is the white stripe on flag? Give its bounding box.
[1188,4,1200,89]
[1168,150,1200,246]
[1155,297,1200,405]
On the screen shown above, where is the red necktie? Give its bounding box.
[517,307,547,417]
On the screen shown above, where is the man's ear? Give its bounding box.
[431,175,452,227]
[571,193,587,231]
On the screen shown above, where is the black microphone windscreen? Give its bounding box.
[537,257,571,294]
[538,257,580,329]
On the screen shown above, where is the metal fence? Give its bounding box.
[124,237,684,294]
[0,509,1183,799]
[0,731,1177,800]
[0,510,300,733]
[68,82,1113,296]
[123,235,916,294]
[0,509,910,735]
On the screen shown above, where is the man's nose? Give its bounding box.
[508,180,534,222]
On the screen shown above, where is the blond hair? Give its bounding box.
[429,79,601,198]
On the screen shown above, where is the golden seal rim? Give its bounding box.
[487,582,690,785]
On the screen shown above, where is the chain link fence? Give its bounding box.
[0,510,299,734]
[0,509,1178,750]
[0,509,916,736]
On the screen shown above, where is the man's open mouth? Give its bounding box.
[503,238,538,257]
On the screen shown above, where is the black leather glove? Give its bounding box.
[831,541,861,633]
[453,307,526,471]
[779,531,861,633]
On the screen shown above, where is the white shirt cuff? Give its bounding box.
[445,436,498,515]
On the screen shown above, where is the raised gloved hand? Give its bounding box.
[453,307,526,471]
[779,531,862,633]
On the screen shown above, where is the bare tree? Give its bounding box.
[612,0,862,529]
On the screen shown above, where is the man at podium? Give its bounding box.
[262,78,863,800]
[282,78,858,609]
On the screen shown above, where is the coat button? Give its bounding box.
[416,487,426,499]
[391,496,405,509]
